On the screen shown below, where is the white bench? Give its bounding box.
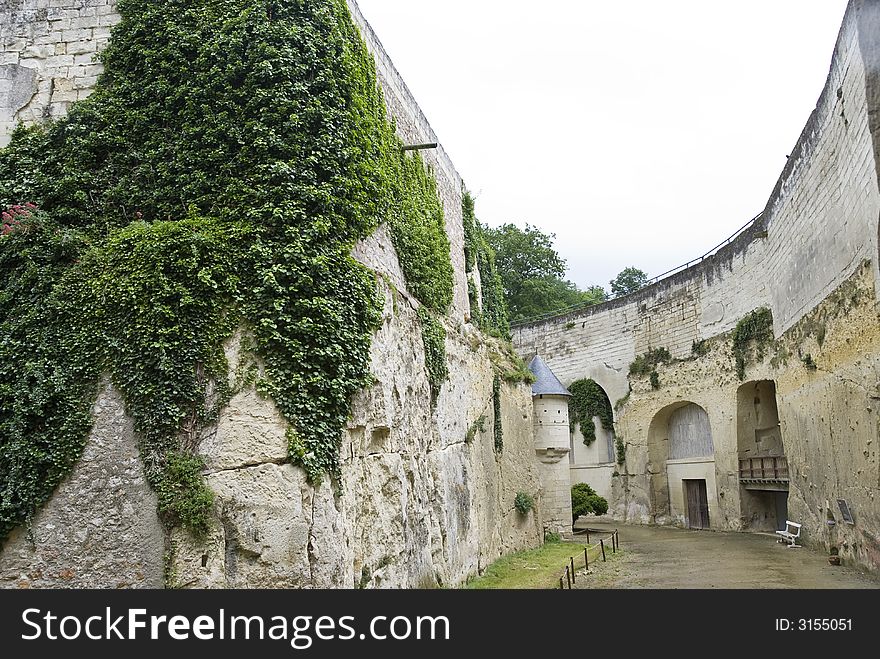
[775,520,802,548]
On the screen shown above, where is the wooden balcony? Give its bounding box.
[739,456,789,491]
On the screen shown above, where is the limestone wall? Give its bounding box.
[169,289,542,589]
[513,1,880,571]
[0,0,543,588]
[0,0,118,146]
[0,382,164,589]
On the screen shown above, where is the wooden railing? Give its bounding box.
[739,456,789,481]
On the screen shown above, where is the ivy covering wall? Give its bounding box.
[462,191,509,338]
[567,379,613,446]
[0,0,455,544]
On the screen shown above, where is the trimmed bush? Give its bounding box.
[571,483,609,522]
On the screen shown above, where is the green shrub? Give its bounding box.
[571,482,609,522]
[691,339,709,357]
[514,492,534,515]
[629,347,672,377]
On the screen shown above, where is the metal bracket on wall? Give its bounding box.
[401,142,438,151]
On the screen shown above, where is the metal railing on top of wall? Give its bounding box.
[511,212,764,328]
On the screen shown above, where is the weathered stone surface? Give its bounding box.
[168,281,542,589]
[0,381,164,589]
[199,388,289,472]
[0,0,118,146]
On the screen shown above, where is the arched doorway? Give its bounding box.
[568,379,615,500]
[648,402,717,529]
[737,380,788,531]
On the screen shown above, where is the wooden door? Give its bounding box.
[685,480,710,529]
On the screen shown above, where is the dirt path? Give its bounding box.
[572,523,880,589]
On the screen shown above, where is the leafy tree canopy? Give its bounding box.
[610,266,650,298]
[483,223,606,321]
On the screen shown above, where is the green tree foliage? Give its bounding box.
[0,0,453,544]
[483,223,606,321]
[571,483,608,522]
[610,266,650,297]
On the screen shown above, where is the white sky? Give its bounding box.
[356,0,851,291]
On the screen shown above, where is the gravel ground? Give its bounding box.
[570,522,880,589]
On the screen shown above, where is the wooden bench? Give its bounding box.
[775,520,802,548]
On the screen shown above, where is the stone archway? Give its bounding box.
[568,379,616,501]
[737,380,788,531]
[647,402,717,528]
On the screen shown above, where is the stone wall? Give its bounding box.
[514,1,880,572]
[0,0,543,588]
[168,289,542,589]
[0,382,164,588]
[0,0,118,147]
[347,0,470,322]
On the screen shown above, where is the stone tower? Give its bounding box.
[529,355,573,538]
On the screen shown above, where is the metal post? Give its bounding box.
[586,530,590,544]
[566,565,572,589]
[600,539,606,562]
[401,142,438,152]
[613,530,617,553]
[570,557,576,583]
[584,547,589,570]
[559,576,564,589]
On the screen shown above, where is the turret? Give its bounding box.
[529,355,573,538]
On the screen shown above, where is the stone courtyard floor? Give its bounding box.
[571,522,880,589]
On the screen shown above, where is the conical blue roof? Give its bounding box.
[528,355,571,397]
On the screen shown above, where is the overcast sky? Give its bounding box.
[356,0,851,291]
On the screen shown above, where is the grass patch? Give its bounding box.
[465,541,586,589]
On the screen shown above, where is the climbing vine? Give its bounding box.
[493,375,503,452]
[462,191,479,273]
[567,379,613,446]
[731,308,774,379]
[418,307,449,402]
[467,278,482,327]
[0,0,453,545]
[389,152,453,313]
[462,191,509,338]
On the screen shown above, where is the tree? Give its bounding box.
[610,266,649,298]
[483,224,607,321]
